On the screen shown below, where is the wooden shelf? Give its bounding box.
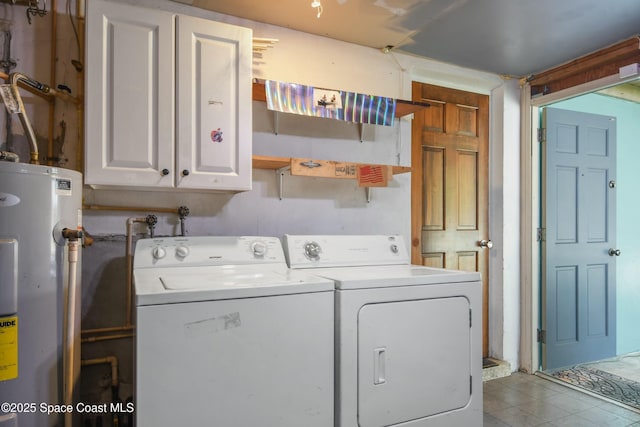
[252,155,411,175]
[253,155,411,201]
[252,82,428,118]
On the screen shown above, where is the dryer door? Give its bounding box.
[358,297,471,426]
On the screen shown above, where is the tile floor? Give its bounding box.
[484,372,640,426]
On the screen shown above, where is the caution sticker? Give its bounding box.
[0,316,18,381]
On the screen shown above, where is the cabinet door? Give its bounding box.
[85,0,175,188]
[176,15,252,191]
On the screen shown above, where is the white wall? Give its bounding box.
[489,79,521,369]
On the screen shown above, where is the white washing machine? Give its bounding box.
[284,235,483,427]
[133,236,334,427]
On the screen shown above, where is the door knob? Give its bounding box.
[161,168,170,176]
[608,248,621,256]
[478,239,493,249]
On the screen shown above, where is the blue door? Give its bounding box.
[542,107,617,370]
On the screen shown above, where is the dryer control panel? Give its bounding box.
[284,235,409,268]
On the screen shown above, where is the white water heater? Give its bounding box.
[0,162,82,427]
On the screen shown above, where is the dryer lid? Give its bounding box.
[309,264,481,290]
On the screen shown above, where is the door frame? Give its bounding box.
[519,72,639,373]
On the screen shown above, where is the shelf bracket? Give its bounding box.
[276,165,290,200]
[273,111,280,135]
[358,123,363,142]
[365,187,372,203]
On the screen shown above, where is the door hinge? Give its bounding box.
[537,128,546,143]
[537,328,546,344]
[537,228,546,242]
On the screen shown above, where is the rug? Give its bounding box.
[483,358,499,369]
[546,366,640,411]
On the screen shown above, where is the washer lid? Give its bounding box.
[309,265,481,289]
[134,265,333,306]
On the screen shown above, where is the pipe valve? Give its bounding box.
[61,227,83,242]
[145,215,158,238]
[178,206,190,237]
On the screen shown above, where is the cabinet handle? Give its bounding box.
[182,170,190,176]
[161,168,170,176]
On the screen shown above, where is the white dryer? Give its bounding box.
[284,235,483,427]
[133,236,334,427]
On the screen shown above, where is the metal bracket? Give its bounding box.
[276,165,290,200]
[273,111,279,135]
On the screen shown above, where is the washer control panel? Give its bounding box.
[284,235,409,268]
[135,236,284,268]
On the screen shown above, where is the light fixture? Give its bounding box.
[311,0,323,18]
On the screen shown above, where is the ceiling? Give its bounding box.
[173,0,640,78]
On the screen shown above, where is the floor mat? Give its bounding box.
[546,366,640,411]
[483,358,499,368]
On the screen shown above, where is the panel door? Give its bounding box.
[357,297,471,427]
[411,82,490,355]
[85,0,175,187]
[542,107,617,370]
[176,15,252,191]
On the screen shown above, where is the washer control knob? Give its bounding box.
[304,242,322,260]
[152,246,166,259]
[390,244,399,254]
[251,241,268,257]
[175,245,190,258]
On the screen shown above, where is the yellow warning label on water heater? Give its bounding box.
[0,316,18,381]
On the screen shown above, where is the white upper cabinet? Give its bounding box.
[85,0,252,191]
[176,14,252,190]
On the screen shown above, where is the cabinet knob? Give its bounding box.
[182,169,190,176]
[161,168,170,176]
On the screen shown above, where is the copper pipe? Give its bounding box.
[126,218,147,327]
[81,356,118,388]
[0,71,78,104]
[81,325,135,335]
[48,0,57,166]
[0,71,47,99]
[81,333,134,344]
[76,0,85,173]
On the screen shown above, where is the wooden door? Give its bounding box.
[411,82,490,356]
[542,107,617,370]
